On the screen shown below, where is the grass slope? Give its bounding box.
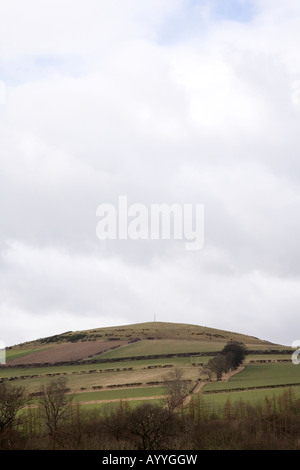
[5,321,280,366]
[16,321,277,349]
[203,363,300,392]
[1,321,293,410]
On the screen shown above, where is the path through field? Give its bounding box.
[182,364,245,407]
[76,395,168,405]
[26,394,168,409]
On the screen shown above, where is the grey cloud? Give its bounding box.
[1,0,300,347]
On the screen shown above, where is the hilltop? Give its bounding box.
[4,321,285,367]
[18,321,276,348]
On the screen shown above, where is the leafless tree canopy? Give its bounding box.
[39,377,73,438]
[0,382,27,433]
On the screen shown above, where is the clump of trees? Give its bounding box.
[203,341,247,380]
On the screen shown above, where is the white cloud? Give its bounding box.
[1,240,299,346]
[0,0,183,58]
[1,0,300,346]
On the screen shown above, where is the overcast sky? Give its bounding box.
[1,0,300,347]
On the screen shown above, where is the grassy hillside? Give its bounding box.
[0,321,298,450]
[1,321,295,414]
[15,321,276,348]
[4,320,285,367]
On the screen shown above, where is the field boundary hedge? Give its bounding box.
[203,382,300,394]
[0,349,292,370]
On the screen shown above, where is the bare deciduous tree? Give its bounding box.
[103,400,130,443]
[0,382,27,434]
[39,377,73,445]
[163,368,189,411]
[127,403,173,450]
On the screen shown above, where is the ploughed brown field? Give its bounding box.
[8,340,128,365]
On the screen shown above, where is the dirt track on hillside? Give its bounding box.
[182,364,245,406]
[26,394,168,409]
[76,395,168,405]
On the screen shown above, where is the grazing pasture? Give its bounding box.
[0,322,294,409]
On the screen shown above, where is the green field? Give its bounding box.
[71,398,166,412]
[203,363,300,392]
[244,354,292,363]
[195,385,300,411]
[0,359,198,396]
[98,339,226,359]
[5,322,300,451]
[73,386,167,402]
[9,360,298,408]
[1,357,297,407]
[1,322,295,410]
[26,385,167,405]
[98,339,289,360]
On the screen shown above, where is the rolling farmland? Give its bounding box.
[2,321,300,450]
[0,321,296,411]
